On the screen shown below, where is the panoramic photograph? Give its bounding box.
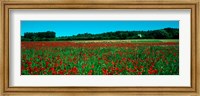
[21,20,179,75]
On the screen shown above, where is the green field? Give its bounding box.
[21,39,179,75]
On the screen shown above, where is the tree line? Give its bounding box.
[22,31,56,41]
[57,28,179,41]
[21,28,179,41]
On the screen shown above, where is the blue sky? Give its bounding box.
[21,20,179,37]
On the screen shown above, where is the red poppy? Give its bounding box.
[88,70,93,75]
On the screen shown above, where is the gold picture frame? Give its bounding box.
[0,0,199,96]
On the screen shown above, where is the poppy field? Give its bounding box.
[21,40,179,75]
